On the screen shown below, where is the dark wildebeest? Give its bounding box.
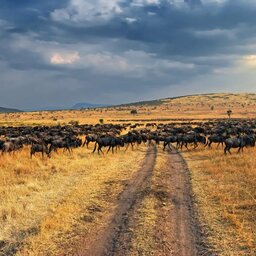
[93,136,124,155]
[224,135,255,154]
[82,134,98,148]
[49,138,72,153]
[30,143,51,158]
[107,137,125,154]
[180,134,206,150]
[163,136,177,151]
[123,132,143,151]
[206,134,228,148]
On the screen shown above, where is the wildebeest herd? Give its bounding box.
[0,119,255,158]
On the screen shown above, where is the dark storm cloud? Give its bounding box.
[0,0,256,109]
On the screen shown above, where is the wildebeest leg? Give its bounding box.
[107,145,111,153]
[131,143,134,151]
[237,147,243,153]
[99,146,104,155]
[185,143,190,151]
[125,144,129,151]
[112,146,114,154]
[217,142,220,149]
[224,146,227,155]
[168,143,172,151]
[194,142,198,149]
[163,142,167,151]
[92,143,97,153]
[228,148,232,154]
[86,141,90,148]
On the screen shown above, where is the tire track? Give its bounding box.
[83,146,157,256]
[164,149,198,256]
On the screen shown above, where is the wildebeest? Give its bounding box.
[206,134,228,148]
[179,133,206,150]
[93,136,124,154]
[1,141,23,154]
[224,135,255,154]
[82,134,98,148]
[30,143,51,158]
[163,136,177,151]
[49,138,73,153]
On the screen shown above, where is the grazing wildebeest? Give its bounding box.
[163,136,177,151]
[122,132,143,151]
[107,137,125,154]
[180,133,206,150]
[49,138,72,153]
[82,134,98,148]
[206,134,228,148]
[1,141,23,154]
[30,143,51,158]
[93,136,124,155]
[224,135,255,154]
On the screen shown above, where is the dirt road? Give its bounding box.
[80,146,204,256]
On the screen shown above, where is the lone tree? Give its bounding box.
[99,118,104,124]
[130,109,138,115]
[227,109,232,119]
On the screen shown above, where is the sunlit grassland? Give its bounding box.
[183,146,256,256]
[0,93,255,126]
[0,144,147,255]
[0,92,255,255]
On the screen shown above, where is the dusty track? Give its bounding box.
[82,146,157,256]
[164,149,198,256]
[80,146,204,256]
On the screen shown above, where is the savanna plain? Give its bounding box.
[0,93,255,256]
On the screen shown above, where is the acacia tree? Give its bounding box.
[227,109,232,119]
[130,109,138,115]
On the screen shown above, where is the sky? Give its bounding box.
[0,0,256,110]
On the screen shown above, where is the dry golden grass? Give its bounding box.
[0,145,147,255]
[0,93,255,126]
[183,146,256,256]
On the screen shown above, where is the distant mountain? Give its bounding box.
[0,106,22,113]
[71,102,107,110]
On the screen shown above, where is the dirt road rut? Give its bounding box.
[82,147,203,256]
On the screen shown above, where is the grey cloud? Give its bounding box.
[0,0,256,109]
